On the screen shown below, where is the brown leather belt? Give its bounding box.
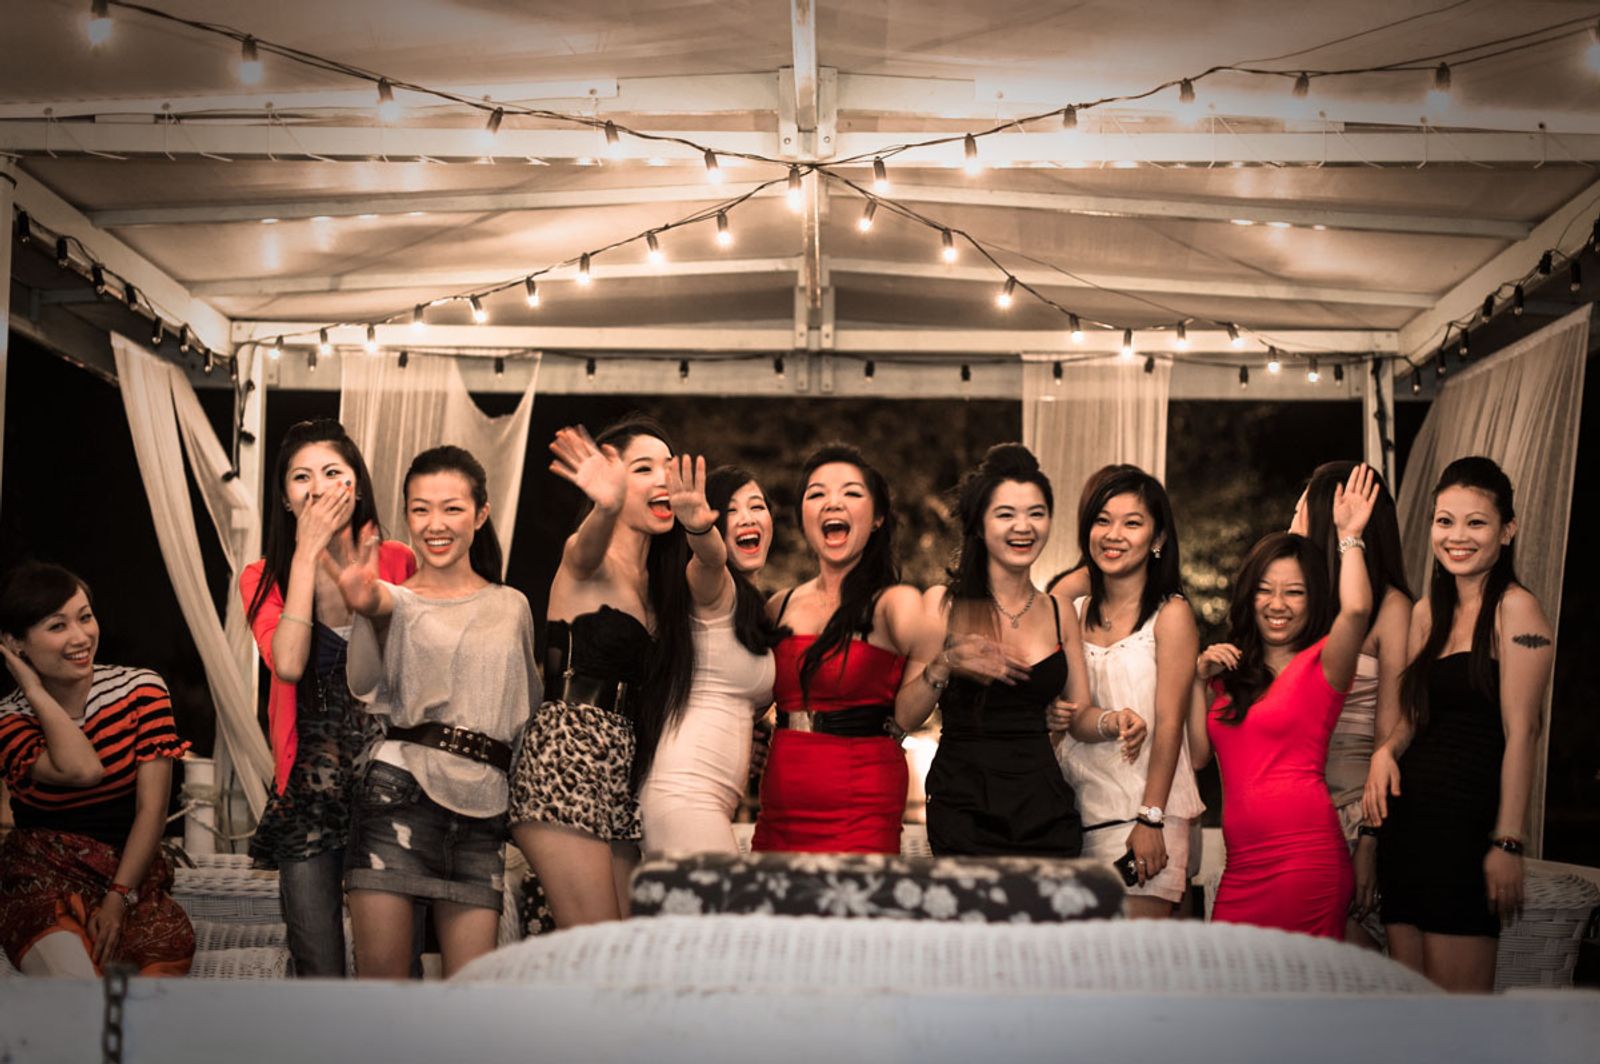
[387,722,512,772]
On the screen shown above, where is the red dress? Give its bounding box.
[751,635,907,854]
[1208,638,1353,940]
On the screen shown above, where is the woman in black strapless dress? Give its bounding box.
[899,444,1113,858]
[1366,457,1552,992]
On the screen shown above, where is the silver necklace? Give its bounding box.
[991,585,1037,628]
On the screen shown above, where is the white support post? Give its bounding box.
[1364,358,1396,487]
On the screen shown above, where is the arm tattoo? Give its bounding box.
[1513,633,1552,649]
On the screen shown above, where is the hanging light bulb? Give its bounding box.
[176,327,191,354]
[364,323,379,354]
[960,363,972,384]
[1306,356,1320,384]
[773,355,786,379]
[269,337,283,361]
[1427,62,1452,110]
[524,278,541,307]
[995,276,1016,309]
[715,210,732,247]
[90,264,107,294]
[397,350,409,369]
[1411,371,1422,396]
[56,237,70,269]
[872,157,890,193]
[86,0,112,46]
[1227,322,1243,348]
[1435,351,1448,379]
[1062,105,1078,130]
[307,350,318,373]
[470,295,488,323]
[494,356,505,377]
[1239,365,1250,389]
[963,133,982,176]
[238,36,263,85]
[1292,72,1310,98]
[864,359,876,381]
[411,304,427,330]
[1538,251,1554,275]
[14,209,31,244]
[1069,314,1084,343]
[678,358,690,381]
[646,231,665,266]
[603,121,620,153]
[1334,363,1345,385]
[786,166,804,211]
[1570,258,1583,292]
[318,328,332,356]
[150,319,164,346]
[1120,329,1135,359]
[577,253,593,285]
[1266,348,1282,373]
[1175,321,1188,350]
[1053,361,1064,386]
[857,200,877,232]
[585,357,597,380]
[484,108,504,138]
[703,149,722,183]
[1144,355,1156,374]
[939,229,958,264]
[376,79,401,123]
[1481,292,1495,321]
[1178,79,1196,105]
[1458,330,1470,358]
[1176,78,1199,123]
[1513,284,1525,316]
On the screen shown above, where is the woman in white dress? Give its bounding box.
[1049,466,1204,917]
[639,461,780,854]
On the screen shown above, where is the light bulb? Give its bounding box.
[786,166,803,211]
[524,278,540,307]
[364,323,378,354]
[1238,365,1249,389]
[1069,315,1084,343]
[1053,361,1063,385]
[1426,62,1452,111]
[269,338,282,361]
[577,253,593,285]
[585,357,597,380]
[1120,329,1134,359]
[485,108,504,138]
[1175,321,1188,350]
[1062,105,1077,130]
[1307,357,1320,384]
[238,37,263,85]
[1267,349,1282,373]
[857,201,877,232]
[412,304,427,330]
[1227,323,1243,348]
[963,133,982,175]
[872,157,889,193]
[376,79,401,123]
[318,328,332,356]
[995,276,1016,309]
[86,0,111,46]
[940,228,957,263]
[470,295,487,323]
[603,121,620,153]
[715,211,732,248]
[704,149,722,183]
[646,231,664,266]
[1292,72,1310,98]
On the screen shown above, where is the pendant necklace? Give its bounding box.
[992,585,1037,629]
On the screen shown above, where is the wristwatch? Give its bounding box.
[1136,805,1165,826]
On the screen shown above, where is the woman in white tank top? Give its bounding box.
[640,462,780,854]
[1049,466,1203,916]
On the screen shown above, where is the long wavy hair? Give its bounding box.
[1400,456,1518,731]
[944,443,1052,636]
[705,466,786,656]
[248,419,382,623]
[402,446,503,585]
[795,443,899,705]
[1217,532,1331,725]
[1077,465,1184,633]
[589,416,693,786]
[1300,460,1412,635]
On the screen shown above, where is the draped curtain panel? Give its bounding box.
[1396,305,1588,855]
[110,335,271,817]
[340,353,539,575]
[1021,357,1171,583]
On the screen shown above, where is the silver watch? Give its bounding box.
[1137,805,1165,825]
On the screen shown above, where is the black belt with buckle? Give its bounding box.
[779,702,895,738]
[387,722,512,772]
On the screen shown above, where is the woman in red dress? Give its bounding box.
[1187,465,1378,939]
[752,444,939,854]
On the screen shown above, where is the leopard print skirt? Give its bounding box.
[508,700,641,842]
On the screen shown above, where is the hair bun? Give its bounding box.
[980,442,1040,478]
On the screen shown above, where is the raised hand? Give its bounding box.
[0,638,42,693]
[944,632,1031,686]
[1332,463,1380,540]
[665,454,719,533]
[549,426,626,513]
[320,524,382,615]
[1197,642,1242,680]
[294,482,355,555]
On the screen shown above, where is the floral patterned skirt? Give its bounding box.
[250,663,382,868]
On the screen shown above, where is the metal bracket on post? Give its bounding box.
[777,67,804,159]
[819,353,835,394]
[820,285,836,350]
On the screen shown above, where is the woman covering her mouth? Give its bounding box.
[1188,464,1380,940]
[508,416,695,927]
[639,464,784,855]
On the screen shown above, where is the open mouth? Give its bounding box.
[1099,545,1126,561]
[734,530,763,554]
[424,536,454,555]
[648,494,672,520]
[1444,547,1476,562]
[1004,537,1036,553]
[820,518,850,548]
[63,648,92,666]
[1263,615,1292,632]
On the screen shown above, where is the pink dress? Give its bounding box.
[1208,638,1353,939]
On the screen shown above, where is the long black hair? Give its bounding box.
[796,443,899,704]
[0,563,93,638]
[1301,460,1412,635]
[1400,456,1518,731]
[590,416,694,786]
[1078,464,1184,633]
[944,443,1052,634]
[705,465,786,656]
[1044,463,1140,593]
[1217,532,1331,724]
[248,419,383,623]
[403,446,503,584]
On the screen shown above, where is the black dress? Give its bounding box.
[925,600,1082,857]
[1378,653,1504,937]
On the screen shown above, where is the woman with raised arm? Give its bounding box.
[751,443,937,854]
[329,446,538,978]
[1289,460,1413,945]
[639,462,782,855]
[1187,465,1379,940]
[509,417,693,926]
[240,418,416,977]
[1050,466,1202,917]
[0,564,193,977]
[902,444,1104,857]
[1370,457,1550,992]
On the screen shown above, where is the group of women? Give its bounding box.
[0,410,1553,994]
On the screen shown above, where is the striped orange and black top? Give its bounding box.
[0,665,190,846]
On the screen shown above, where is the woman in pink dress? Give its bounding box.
[1187,465,1378,940]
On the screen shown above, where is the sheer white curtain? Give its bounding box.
[110,335,272,817]
[1395,305,1588,854]
[1022,356,1171,581]
[340,353,539,574]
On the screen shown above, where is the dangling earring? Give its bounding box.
[1152,544,1163,559]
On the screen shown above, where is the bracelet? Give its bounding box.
[1337,535,1366,556]
[1135,815,1163,830]
[682,522,716,536]
[1095,711,1118,740]
[277,612,313,629]
[1357,825,1380,839]
[107,881,132,897]
[1491,836,1524,856]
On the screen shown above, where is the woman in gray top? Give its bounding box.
[329,446,539,979]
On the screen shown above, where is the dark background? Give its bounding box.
[1,333,1593,864]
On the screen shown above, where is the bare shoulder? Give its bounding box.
[1153,596,1198,640]
[877,583,925,617]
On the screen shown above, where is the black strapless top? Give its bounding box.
[938,596,1067,741]
[546,605,653,684]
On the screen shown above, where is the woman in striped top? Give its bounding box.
[0,563,194,977]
